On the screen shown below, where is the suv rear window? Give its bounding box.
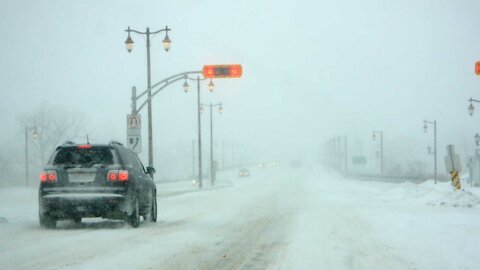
[52,146,115,166]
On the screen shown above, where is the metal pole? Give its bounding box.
[337,137,341,170]
[146,28,154,178]
[240,145,243,167]
[197,77,203,188]
[222,141,225,170]
[210,103,214,186]
[380,131,384,175]
[434,121,437,184]
[344,135,348,173]
[192,140,195,177]
[25,127,29,187]
[231,143,234,168]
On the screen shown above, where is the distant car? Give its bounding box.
[238,168,250,177]
[259,163,268,169]
[38,141,157,228]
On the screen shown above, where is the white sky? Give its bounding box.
[1,0,480,177]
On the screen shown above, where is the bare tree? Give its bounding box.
[20,105,86,167]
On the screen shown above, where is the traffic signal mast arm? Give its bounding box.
[469,97,480,103]
[131,64,242,114]
[132,70,202,114]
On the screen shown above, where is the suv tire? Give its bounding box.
[149,193,157,222]
[73,216,82,224]
[128,197,140,228]
[39,212,57,229]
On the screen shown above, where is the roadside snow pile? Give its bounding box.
[426,189,480,208]
[418,181,480,208]
[382,180,480,208]
[417,181,480,208]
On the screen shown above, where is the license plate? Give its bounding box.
[68,172,96,183]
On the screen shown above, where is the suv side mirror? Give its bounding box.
[146,166,156,175]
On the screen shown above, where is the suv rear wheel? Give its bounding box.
[128,197,140,228]
[73,216,82,224]
[39,212,57,229]
[149,193,157,222]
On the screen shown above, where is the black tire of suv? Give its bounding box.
[128,197,140,228]
[149,193,157,222]
[39,212,57,229]
[73,217,82,224]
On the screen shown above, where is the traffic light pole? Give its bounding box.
[200,102,222,186]
[129,70,202,176]
[210,104,213,186]
[197,77,203,188]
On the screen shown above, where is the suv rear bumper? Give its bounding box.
[39,192,134,220]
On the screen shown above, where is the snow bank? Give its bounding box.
[380,179,480,208]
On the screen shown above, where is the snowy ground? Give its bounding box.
[1,165,479,270]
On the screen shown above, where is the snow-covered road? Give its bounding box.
[1,166,479,270]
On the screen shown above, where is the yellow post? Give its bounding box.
[451,170,461,190]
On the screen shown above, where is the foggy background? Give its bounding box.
[1,0,480,184]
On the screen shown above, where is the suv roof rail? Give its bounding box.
[109,140,123,146]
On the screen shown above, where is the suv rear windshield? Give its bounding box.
[52,146,115,166]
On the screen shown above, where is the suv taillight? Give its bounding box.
[107,170,129,182]
[40,170,57,183]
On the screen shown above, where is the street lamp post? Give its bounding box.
[231,143,235,168]
[372,130,384,175]
[191,139,196,177]
[222,141,226,170]
[125,25,171,177]
[468,97,480,116]
[183,76,216,188]
[423,120,437,184]
[344,135,348,173]
[200,102,223,186]
[25,126,38,187]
